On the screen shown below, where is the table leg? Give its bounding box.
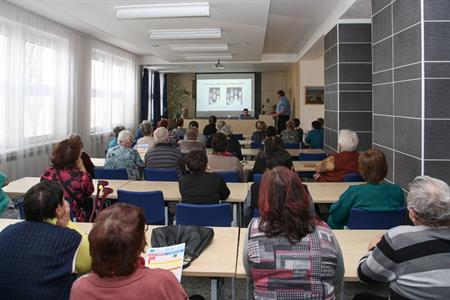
[232,204,238,227]
[231,277,235,300]
[340,281,345,300]
[164,206,168,226]
[211,278,218,300]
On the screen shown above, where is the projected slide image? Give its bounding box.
[226,87,242,105]
[209,87,220,104]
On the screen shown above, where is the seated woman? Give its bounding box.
[179,150,230,204]
[0,172,19,219]
[68,133,95,178]
[356,176,450,300]
[70,203,188,300]
[184,121,207,145]
[105,130,144,180]
[0,181,91,299]
[314,129,360,182]
[41,138,94,222]
[251,121,267,145]
[327,149,405,229]
[107,125,125,150]
[280,120,300,144]
[136,120,155,149]
[220,125,243,160]
[305,120,324,149]
[179,127,205,154]
[244,150,316,225]
[215,120,226,132]
[207,133,244,181]
[172,118,187,138]
[244,167,344,299]
[252,134,284,176]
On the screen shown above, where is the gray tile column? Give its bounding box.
[372,0,450,187]
[324,23,373,153]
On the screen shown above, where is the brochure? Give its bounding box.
[146,243,185,281]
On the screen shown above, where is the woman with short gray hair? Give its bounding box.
[314,129,360,182]
[136,121,155,149]
[105,130,144,180]
[357,175,450,300]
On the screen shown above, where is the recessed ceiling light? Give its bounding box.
[185,54,232,61]
[115,2,209,19]
[150,29,222,40]
[170,44,228,52]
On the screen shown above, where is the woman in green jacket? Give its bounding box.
[328,148,405,229]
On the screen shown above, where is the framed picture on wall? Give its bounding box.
[305,86,324,105]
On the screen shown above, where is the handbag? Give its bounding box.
[151,225,214,268]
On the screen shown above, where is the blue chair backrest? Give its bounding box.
[343,172,365,182]
[117,190,165,225]
[233,134,244,140]
[284,143,300,149]
[94,168,128,180]
[144,168,179,181]
[298,153,328,161]
[216,171,240,183]
[253,208,260,218]
[176,203,232,227]
[253,173,263,183]
[250,142,261,149]
[347,207,407,229]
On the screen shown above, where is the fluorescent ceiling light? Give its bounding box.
[116,2,209,19]
[150,29,221,40]
[185,54,232,61]
[170,44,228,52]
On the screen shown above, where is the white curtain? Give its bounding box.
[90,42,137,135]
[0,1,139,180]
[0,1,75,179]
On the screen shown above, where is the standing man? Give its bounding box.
[272,90,291,133]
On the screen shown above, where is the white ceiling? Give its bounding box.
[8,0,363,72]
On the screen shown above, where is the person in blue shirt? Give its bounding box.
[0,172,19,219]
[305,121,324,149]
[107,125,125,150]
[272,90,291,133]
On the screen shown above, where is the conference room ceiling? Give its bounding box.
[8,0,362,71]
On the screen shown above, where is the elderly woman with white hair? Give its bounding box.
[104,130,144,180]
[135,120,155,149]
[314,129,359,182]
[356,176,450,300]
[144,127,186,177]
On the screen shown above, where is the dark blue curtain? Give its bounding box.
[153,71,161,124]
[162,73,168,119]
[140,68,149,122]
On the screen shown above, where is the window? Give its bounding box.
[90,48,136,134]
[0,20,70,154]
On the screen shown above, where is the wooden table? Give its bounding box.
[0,219,239,300]
[91,158,105,167]
[236,228,385,282]
[3,177,130,199]
[243,160,318,172]
[303,182,363,203]
[241,148,324,157]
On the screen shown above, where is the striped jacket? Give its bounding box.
[358,225,450,300]
[144,143,186,177]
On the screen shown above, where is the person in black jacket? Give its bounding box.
[179,150,230,205]
[203,115,217,136]
[220,125,243,160]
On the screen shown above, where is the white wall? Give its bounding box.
[298,58,324,130]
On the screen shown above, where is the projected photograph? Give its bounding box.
[208,87,220,104]
[226,87,242,105]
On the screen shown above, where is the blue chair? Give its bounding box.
[284,143,300,149]
[176,203,232,227]
[117,190,166,225]
[233,134,244,140]
[144,168,179,181]
[344,172,365,182]
[298,153,328,161]
[216,171,240,183]
[94,168,128,180]
[252,208,260,218]
[253,173,263,183]
[250,142,261,149]
[347,207,407,229]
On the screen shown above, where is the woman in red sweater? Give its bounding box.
[70,204,188,300]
